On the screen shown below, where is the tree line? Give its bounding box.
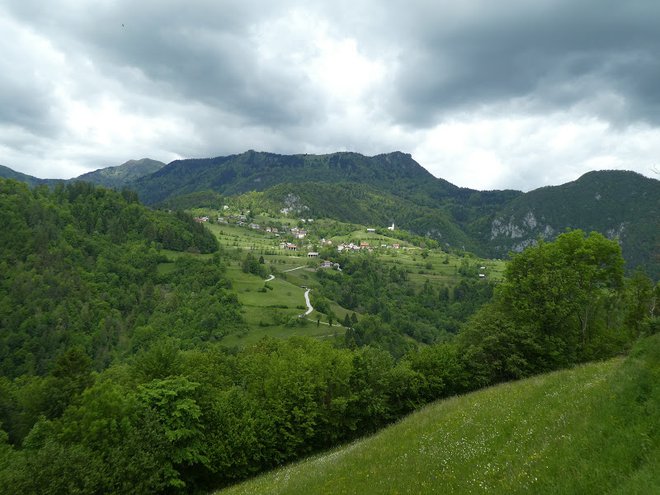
[0,177,657,493]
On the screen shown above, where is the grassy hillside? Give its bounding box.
[218,334,660,495]
[193,219,504,350]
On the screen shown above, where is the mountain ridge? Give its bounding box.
[1,152,657,277]
[74,158,166,189]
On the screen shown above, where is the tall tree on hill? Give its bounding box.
[500,230,624,356]
[460,230,627,381]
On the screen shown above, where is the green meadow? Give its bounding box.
[158,217,504,348]
[218,334,660,495]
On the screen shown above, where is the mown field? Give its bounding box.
[217,335,660,495]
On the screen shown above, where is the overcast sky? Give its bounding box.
[2,0,660,191]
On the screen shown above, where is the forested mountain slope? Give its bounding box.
[0,179,224,376]
[133,150,468,205]
[1,153,658,276]
[129,151,658,275]
[0,165,61,188]
[486,170,660,277]
[75,158,166,189]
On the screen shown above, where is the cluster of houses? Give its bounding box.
[337,241,401,252]
[279,242,299,251]
[208,212,407,260]
[216,214,312,240]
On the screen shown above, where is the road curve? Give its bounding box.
[302,289,313,316]
[265,271,313,317]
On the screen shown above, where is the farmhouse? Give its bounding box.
[307,252,319,257]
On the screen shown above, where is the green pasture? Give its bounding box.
[217,335,660,495]
[156,219,507,347]
[221,264,345,347]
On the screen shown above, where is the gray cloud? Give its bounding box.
[4,0,323,127]
[387,0,660,126]
[1,0,659,190]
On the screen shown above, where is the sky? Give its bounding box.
[1,0,660,191]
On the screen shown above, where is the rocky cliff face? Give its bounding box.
[490,210,557,252]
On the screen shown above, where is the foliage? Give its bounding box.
[0,179,226,378]
[458,230,635,383]
[317,254,494,350]
[0,338,432,493]
[0,179,655,494]
[218,334,660,495]
[241,252,268,278]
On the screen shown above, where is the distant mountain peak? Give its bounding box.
[135,150,439,205]
[75,158,166,188]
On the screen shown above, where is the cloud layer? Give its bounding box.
[1,0,659,190]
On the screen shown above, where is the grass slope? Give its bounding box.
[218,335,659,495]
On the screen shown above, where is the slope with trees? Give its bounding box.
[0,224,655,494]
[2,154,658,276]
[75,158,167,189]
[0,179,226,378]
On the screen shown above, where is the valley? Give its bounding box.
[156,212,505,349]
[0,156,657,495]
[3,1,660,491]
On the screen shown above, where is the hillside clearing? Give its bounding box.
[217,335,659,495]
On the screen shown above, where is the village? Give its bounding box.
[194,210,411,266]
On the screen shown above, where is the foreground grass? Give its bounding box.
[218,335,659,495]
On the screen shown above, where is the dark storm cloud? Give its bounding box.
[386,0,660,126]
[6,0,660,134]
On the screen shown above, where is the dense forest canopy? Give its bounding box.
[0,178,657,494]
[0,179,222,377]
